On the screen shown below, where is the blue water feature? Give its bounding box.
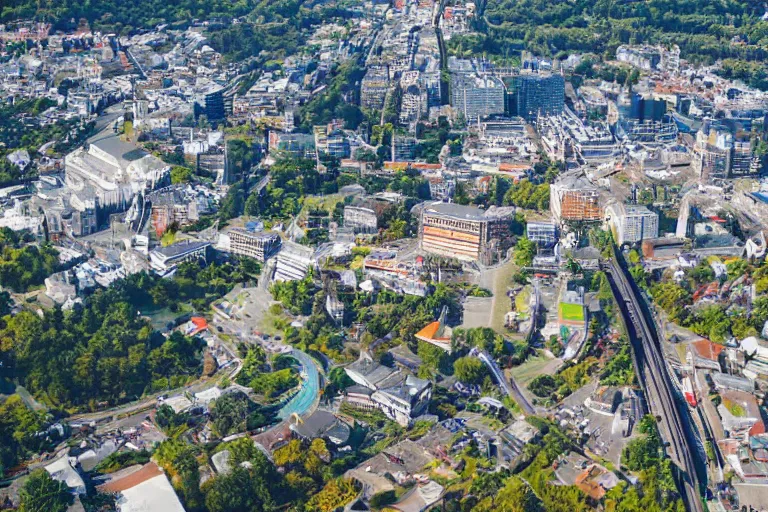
[276,349,320,420]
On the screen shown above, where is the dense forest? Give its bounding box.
[0,260,255,410]
[0,228,60,293]
[0,0,256,31]
[451,0,768,73]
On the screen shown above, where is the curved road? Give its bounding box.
[275,349,321,420]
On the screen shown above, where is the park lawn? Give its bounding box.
[490,259,519,334]
[510,354,561,387]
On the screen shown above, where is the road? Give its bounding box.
[470,348,535,415]
[275,349,321,420]
[605,258,705,512]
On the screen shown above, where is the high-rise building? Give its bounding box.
[197,85,226,121]
[450,74,506,121]
[604,203,659,245]
[361,68,390,110]
[694,120,762,182]
[392,135,417,161]
[515,73,565,121]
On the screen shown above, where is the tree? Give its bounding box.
[529,374,558,398]
[170,166,193,184]
[205,465,279,512]
[273,439,304,468]
[210,391,255,436]
[514,237,536,268]
[203,352,218,377]
[18,469,73,512]
[453,356,487,385]
[493,476,545,512]
[325,366,354,397]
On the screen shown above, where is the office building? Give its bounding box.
[150,240,211,274]
[226,229,281,262]
[515,73,565,121]
[418,202,515,264]
[617,93,677,144]
[604,203,659,245]
[450,74,506,121]
[526,222,557,248]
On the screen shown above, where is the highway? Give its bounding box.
[605,257,705,512]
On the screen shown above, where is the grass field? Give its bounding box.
[559,302,585,322]
[510,354,563,387]
[515,286,531,314]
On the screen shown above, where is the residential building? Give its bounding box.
[268,132,316,159]
[325,290,344,325]
[98,462,185,512]
[694,120,761,182]
[314,126,350,159]
[290,410,350,446]
[344,353,432,426]
[361,68,390,110]
[150,190,199,237]
[344,204,378,234]
[45,455,86,496]
[343,195,399,234]
[392,135,418,161]
[196,84,226,121]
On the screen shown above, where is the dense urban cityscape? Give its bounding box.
[1,0,768,511]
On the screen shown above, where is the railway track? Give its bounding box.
[605,258,705,512]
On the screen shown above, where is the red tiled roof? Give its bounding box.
[690,339,724,361]
[97,462,163,493]
[191,317,208,329]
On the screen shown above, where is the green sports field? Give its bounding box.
[559,302,585,322]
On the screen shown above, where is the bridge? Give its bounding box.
[605,256,705,512]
